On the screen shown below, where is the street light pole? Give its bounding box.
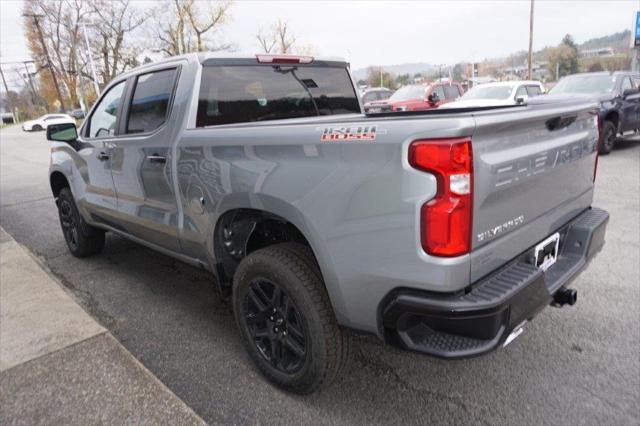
[81,22,100,96]
[527,0,535,80]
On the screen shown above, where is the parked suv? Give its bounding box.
[366,82,463,113]
[22,113,75,132]
[549,71,640,154]
[440,80,545,108]
[47,53,607,393]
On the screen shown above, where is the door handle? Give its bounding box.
[97,152,110,161]
[146,154,166,163]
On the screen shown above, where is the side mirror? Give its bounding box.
[47,122,78,143]
[623,88,639,99]
[428,93,440,105]
[516,95,528,104]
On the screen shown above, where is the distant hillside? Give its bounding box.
[579,30,631,53]
[354,30,631,79]
[352,62,436,80]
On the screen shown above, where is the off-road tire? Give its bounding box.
[57,187,105,257]
[232,243,351,394]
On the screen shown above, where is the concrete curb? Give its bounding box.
[0,226,206,425]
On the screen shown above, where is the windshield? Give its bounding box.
[389,85,425,101]
[461,86,513,100]
[550,75,615,95]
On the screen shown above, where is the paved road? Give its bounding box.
[1,124,638,425]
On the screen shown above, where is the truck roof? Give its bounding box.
[115,52,349,81]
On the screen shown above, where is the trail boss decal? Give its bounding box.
[320,125,378,141]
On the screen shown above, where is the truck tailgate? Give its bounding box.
[470,100,599,281]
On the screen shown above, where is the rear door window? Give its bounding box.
[196,65,360,127]
[126,68,178,134]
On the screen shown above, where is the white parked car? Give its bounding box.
[22,114,76,132]
[440,81,545,109]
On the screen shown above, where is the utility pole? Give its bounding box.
[0,65,19,123]
[527,0,535,80]
[81,22,100,96]
[24,13,66,112]
[380,67,383,88]
[22,61,38,105]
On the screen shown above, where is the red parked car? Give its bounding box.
[366,82,464,113]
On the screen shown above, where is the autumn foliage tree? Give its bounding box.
[23,0,92,109]
[23,0,149,112]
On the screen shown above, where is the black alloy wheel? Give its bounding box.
[56,187,105,257]
[58,197,79,252]
[244,279,307,374]
[232,243,351,394]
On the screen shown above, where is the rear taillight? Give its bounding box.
[409,138,473,257]
[594,114,601,182]
[256,54,313,64]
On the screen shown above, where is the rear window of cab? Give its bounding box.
[196,65,360,127]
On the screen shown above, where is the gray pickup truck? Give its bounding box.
[47,53,609,394]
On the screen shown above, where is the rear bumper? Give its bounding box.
[380,207,609,358]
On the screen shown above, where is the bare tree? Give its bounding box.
[184,0,231,52]
[153,0,232,56]
[257,20,296,54]
[90,0,149,87]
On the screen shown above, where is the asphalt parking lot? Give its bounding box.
[1,124,638,425]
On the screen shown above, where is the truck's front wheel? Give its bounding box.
[57,188,105,257]
[599,120,616,155]
[232,243,350,394]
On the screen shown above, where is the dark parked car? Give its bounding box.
[549,71,640,154]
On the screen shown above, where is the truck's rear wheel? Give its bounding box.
[57,187,105,257]
[599,120,616,155]
[232,243,350,394]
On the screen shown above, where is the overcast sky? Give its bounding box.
[1,0,638,72]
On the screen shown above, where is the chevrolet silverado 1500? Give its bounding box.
[47,53,608,394]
